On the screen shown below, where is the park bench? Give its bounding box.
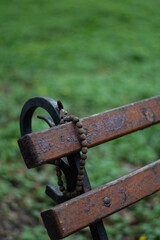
[18,96,160,240]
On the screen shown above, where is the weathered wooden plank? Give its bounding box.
[18,96,160,168]
[41,159,160,240]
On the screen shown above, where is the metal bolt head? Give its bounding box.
[103,197,111,207]
[60,109,68,119]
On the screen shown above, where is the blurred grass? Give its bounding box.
[0,0,160,239]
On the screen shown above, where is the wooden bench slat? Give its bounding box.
[18,96,160,168]
[41,159,160,239]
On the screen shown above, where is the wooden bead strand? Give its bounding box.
[55,101,88,199]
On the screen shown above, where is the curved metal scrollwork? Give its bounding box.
[20,96,60,137]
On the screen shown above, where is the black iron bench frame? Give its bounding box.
[18,96,160,240]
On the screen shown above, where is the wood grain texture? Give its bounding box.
[41,159,160,239]
[18,96,160,168]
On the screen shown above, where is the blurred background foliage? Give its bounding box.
[0,0,160,239]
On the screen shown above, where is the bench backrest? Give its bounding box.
[18,96,160,240]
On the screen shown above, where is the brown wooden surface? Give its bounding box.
[18,96,160,168]
[41,159,160,239]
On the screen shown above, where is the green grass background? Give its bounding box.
[0,0,160,239]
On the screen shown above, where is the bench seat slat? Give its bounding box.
[18,96,160,168]
[41,159,160,239]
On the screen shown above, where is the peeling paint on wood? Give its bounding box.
[41,160,160,239]
[18,96,160,168]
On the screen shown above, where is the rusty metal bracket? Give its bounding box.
[20,96,109,240]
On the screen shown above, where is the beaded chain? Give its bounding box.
[55,100,88,199]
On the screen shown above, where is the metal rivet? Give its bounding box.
[103,197,111,207]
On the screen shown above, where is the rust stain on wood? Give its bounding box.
[18,96,160,168]
[41,160,160,239]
